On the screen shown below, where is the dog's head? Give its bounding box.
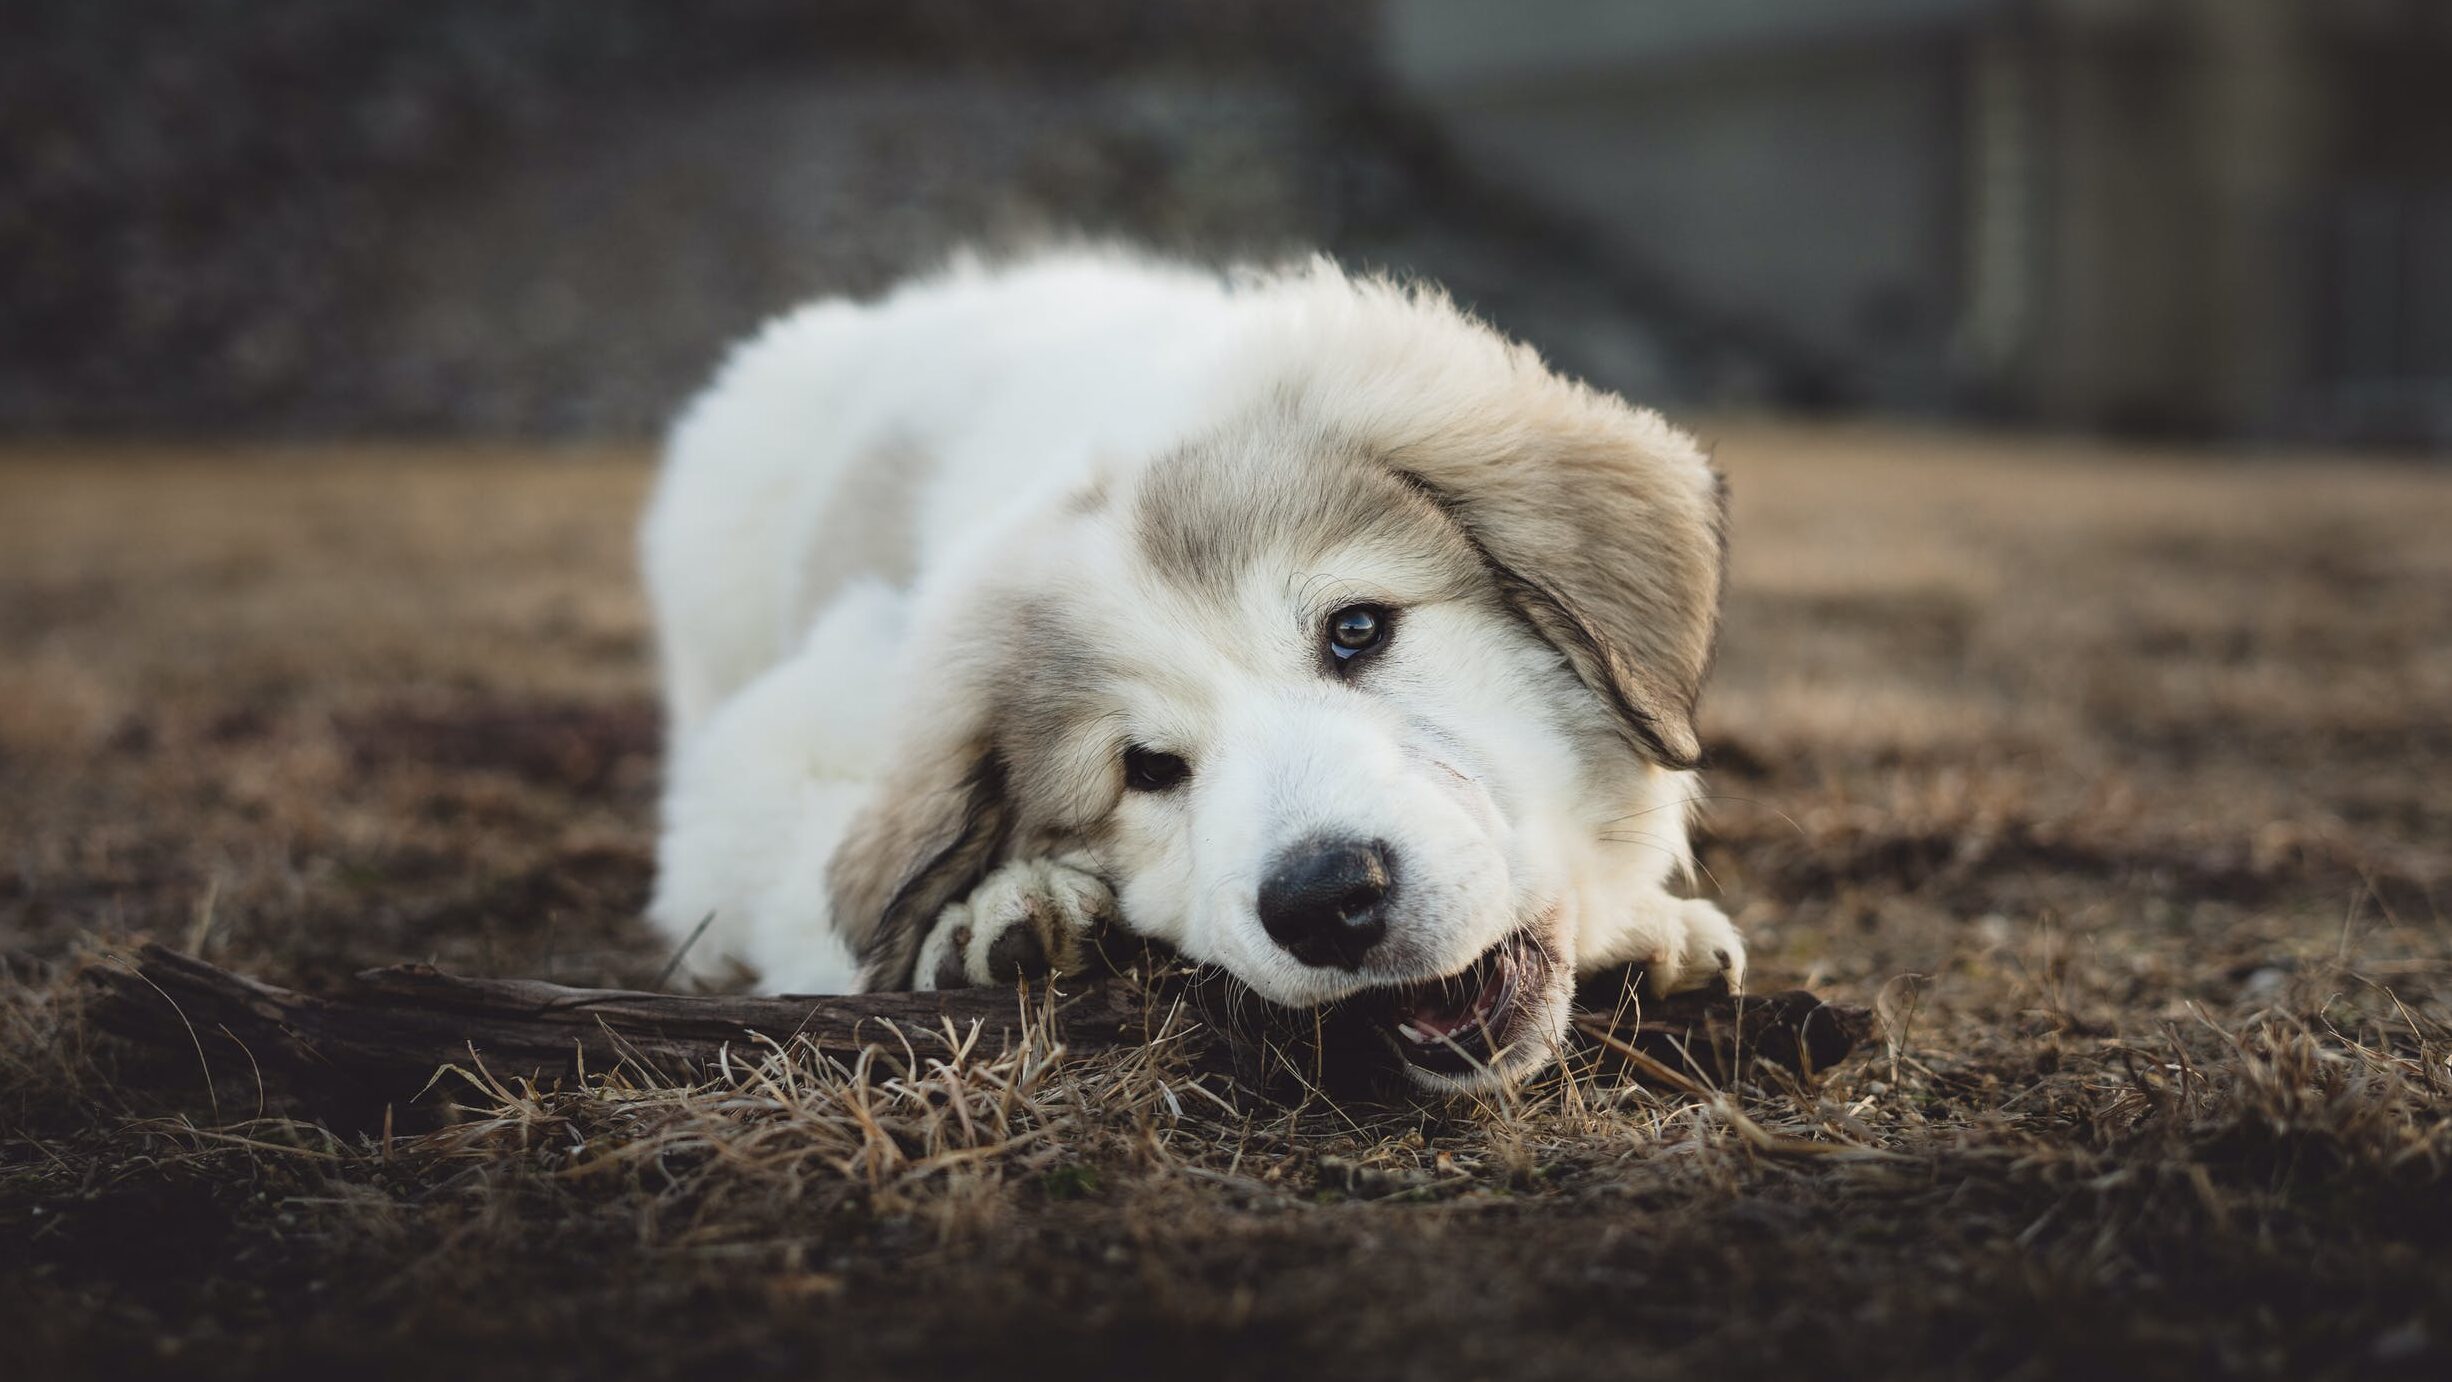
[831,271,1726,1091]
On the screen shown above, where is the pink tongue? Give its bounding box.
[1407,1000,1476,1037]
[1405,965,1504,1037]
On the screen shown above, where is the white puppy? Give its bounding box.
[643,249,1742,1090]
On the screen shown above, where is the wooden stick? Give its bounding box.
[82,943,1870,1115]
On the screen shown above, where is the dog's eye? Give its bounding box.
[1326,604,1391,666]
[1123,746,1190,792]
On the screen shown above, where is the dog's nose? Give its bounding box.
[1257,837,1392,969]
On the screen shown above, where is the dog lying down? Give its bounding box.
[643,248,1744,1093]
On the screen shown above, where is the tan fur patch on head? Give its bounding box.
[1130,412,1485,605]
[1385,424,1726,769]
[1243,274,1727,767]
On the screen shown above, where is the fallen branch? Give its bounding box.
[83,943,1870,1117]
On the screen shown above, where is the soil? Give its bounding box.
[4,424,2448,1380]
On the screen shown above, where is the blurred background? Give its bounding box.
[10,11,2452,1371]
[9,0,2451,446]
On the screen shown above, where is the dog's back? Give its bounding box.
[642,250,1252,741]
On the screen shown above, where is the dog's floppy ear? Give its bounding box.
[829,742,1010,991]
[1395,416,1725,769]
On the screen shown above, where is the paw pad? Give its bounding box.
[984,913,1050,982]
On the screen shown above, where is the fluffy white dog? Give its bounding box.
[643,249,1742,1090]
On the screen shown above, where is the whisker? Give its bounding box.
[1596,831,1724,895]
[1598,794,1808,841]
[1687,793,1810,840]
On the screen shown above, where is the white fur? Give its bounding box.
[643,249,1740,1058]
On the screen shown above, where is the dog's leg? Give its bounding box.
[1581,891,1746,995]
[648,579,910,995]
[912,853,1116,991]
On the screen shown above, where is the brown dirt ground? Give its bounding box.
[3,425,2449,1381]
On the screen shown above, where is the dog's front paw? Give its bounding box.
[912,856,1115,991]
[1642,898,1746,996]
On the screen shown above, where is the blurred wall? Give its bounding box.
[0,0,1400,435]
[10,0,2447,443]
[1388,1,1980,412]
[3,0,1774,438]
[1388,0,2452,444]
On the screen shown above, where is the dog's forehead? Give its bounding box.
[1125,419,1476,599]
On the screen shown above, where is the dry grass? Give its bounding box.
[3,424,2449,1380]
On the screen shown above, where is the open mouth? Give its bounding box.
[1376,929,1558,1077]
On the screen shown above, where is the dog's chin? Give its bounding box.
[1369,928,1572,1093]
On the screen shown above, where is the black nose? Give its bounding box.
[1257,837,1392,969]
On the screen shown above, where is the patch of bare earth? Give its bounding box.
[3,427,2448,1380]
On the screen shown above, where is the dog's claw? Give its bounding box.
[927,922,974,991]
[914,856,1112,991]
[1644,898,1747,996]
